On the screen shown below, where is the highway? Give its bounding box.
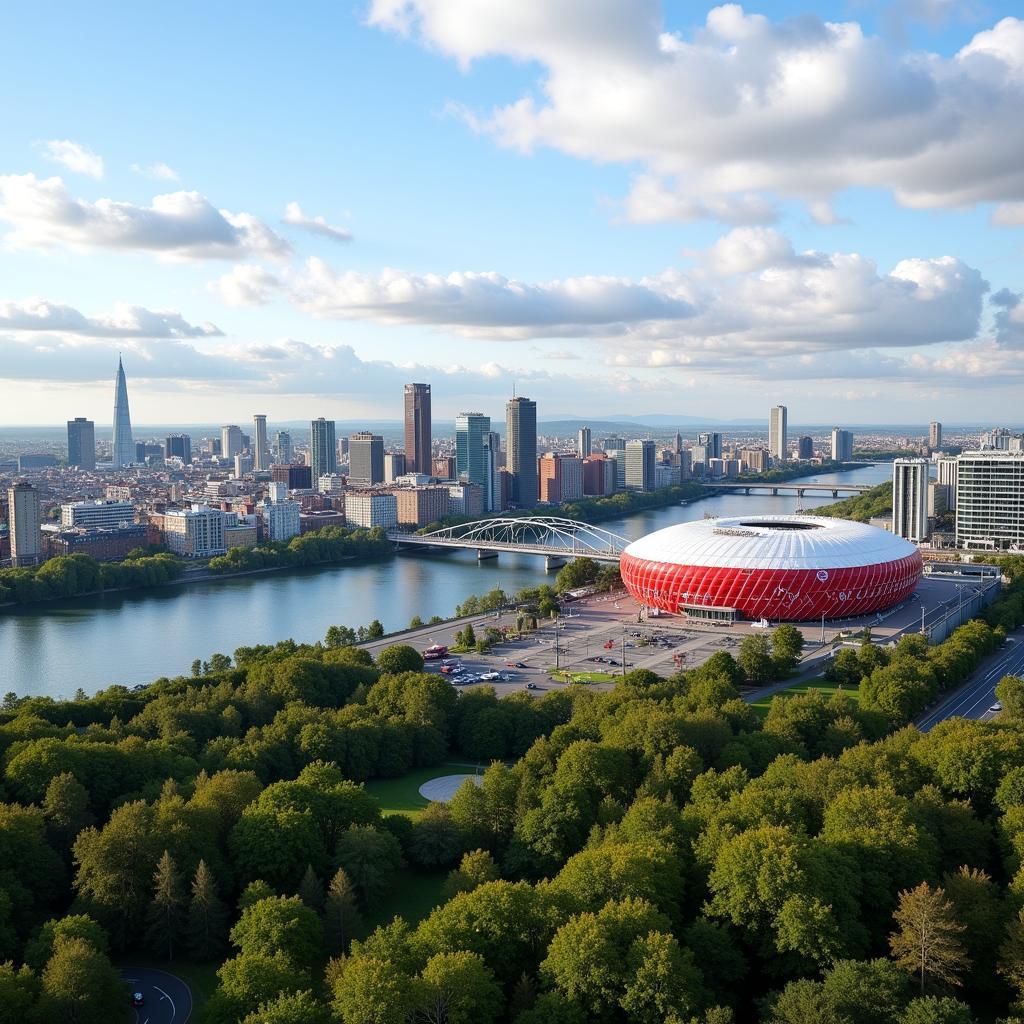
[917,630,1024,731]
[121,967,192,1024]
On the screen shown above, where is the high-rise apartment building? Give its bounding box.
[955,451,1024,550]
[111,357,134,468]
[253,415,270,471]
[538,453,583,504]
[164,433,192,464]
[271,464,312,490]
[404,383,432,475]
[275,430,293,465]
[982,428,1012,450]
[769,405,788,462]
[892,458,929,542]
[221,425,243,459]
[601,436,626,452]
[506,396,538,508]
[7,481,41,566]
[455,413,491,489]
[67,418,96,470]
[348,432,384,486]
[936,457,958,511]
[264,481,301,541]
[740,447,770,473]
[929,421,942,449]
[625,440,657,492]
[797,436,814,460]
[61,500,135,529]
[831,428,854,462]
[583,454,617,496]
[310,418,337,482]
[344,492,398,530]
[578,427,592,458]
[697,432,723,460]
[384,452,407,484]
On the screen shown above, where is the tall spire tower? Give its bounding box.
[111,356,134,468]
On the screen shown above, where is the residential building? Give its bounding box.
[892,458,929,542]
[578,427,592,458]
[7,481,41,566]
[234,453,253,478]
[929,421,942,449]
[955,451,1024,550]
[395,473,432,487]
[584,454,616,496]
[936,457,958,511]
[625,440,657,492]
[928,481,950,518]
[447,483,485,518]
[161,505,228,557]
[797,436,814,460]
[482,441,498,511]
[404,382,432,474]
[67,418,96,469]
[831,428,854,462]
[275,430,293,464]
[740,447,770,473]
[344,492,398,529]
[264,482,301,541]
[41,524,148,561]
[769,405,788,462]
[319,474,346,495]
[655,464,681,488]
[349,432,384,486]
[601,436,626,452]
[271,464,312,490]
[395,486,450,527]
[982,428,1013,450]
[538,452,584,504]
[18,454,58,471]
[310,418,337,481]
[299,510,347,533]
[164,433,192,464]
[111,357,134,468]
[220,425,243,459]
[384,452,407,483]
[455,413,491,488]
[253,414,270,471]
[431,456,457,480]
[506,395,538,508]
[61,500,136,529]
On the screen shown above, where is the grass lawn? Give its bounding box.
[549,670,617,683]
[360,867,449,934]
[362,760,486,818]
[114,954,219,1020]
[749,678,859,716]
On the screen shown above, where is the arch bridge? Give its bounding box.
[388,516,628,569]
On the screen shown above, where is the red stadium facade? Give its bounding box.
[620,515,922,622]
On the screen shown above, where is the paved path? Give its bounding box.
[419,774,482,802]
[121,967,192,1024]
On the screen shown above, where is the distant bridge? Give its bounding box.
[704,482,875,497]
[388,516,629,569]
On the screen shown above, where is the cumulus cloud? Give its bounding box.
[0,174,290,260]
[209,265,283,307]
[38,140,104,180]
[131,162,181,182]
[0,298,222,339]
[623,176,778,225]
[370,3,1024,217]
[282,201,352,243]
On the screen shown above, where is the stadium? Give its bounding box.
[619,515,923,622]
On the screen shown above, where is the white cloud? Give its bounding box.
[371,3,1024,217]
[623,176,778,225]
[38,140,104,180]
[706,226,797,274]
[0,298,222,338]
[131,162,181,182]
[992,202,1024,226]
[209,265,282,307]
[282,201,352,243]
[0,174,290,261]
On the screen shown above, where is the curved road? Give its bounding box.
[120,967,192,1024]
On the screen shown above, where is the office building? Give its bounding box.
[271,464,312,490]
[384,453,407,484]
[234,453,253,478]
[740,447,770,473]
[831,428,854,462]
[583,454,617,496]
[625,440,657,492]
[538,453,583,504]
[892,458,929,542]
[578,427,592,458]
[395,486,450,527]
[275,430,293,465]
[344,492,398,530]
[165,433,192,464]
[506,396,538,508]
[318,474,346,496]
[432,456,457,481]
[769,405,788,462]
[111,357,134,468]
[349,432,385,486]
[67,418,96,470]
[447,483,485,518]
[982,428,1013,450]
[264,482,301,541]
[17,454,58,471]
[797,436,814,461]
[697,432,723,460]
[673,431,683,455]
[404,383,432,474]
[42,524,148,562]
[253,414,271,471]
[929,421,942,450]
[455,413,491,488]
[936,457,958,511]
[486,431,503,469]
[601,436,627,452]
[955,451,1024,550]
[61,500,135,529]
[160,506,228,558]
[221,425,243,459]
[928,481,950,518]
[310,418,337,482]
[482,441,498,512]
[7,481,41,566]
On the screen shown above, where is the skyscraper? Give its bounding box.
[455,413,491,487]
[831,428,853,462]
[275,430,293,465]
[797,436,814,460]
[673,431,683,455]
[404,383,431,475]
[7,481,41,566]
[221,425,243,459]
[67,417,96,470]
[892,459,929,542]
[111,357,134,468]
[929,421,943,449]
[165,433,192,464]
[955,451,1024,550]
[578,427,592,458]
[697,432,723,460]
[625,440,657,492]
[506,396,538,508]
[310,418,337,482]
[253,414,270,471]
[769,405,788,462]
[348,432,384,486]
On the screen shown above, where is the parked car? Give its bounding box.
[526,682,539,690]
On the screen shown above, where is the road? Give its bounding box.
[120,967,192,1024]
[917,631,1024,732]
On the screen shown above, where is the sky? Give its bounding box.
[1,0,1023,427]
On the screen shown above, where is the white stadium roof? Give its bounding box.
[622,515,917,572]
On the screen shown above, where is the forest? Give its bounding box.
[0,556,1022,1023]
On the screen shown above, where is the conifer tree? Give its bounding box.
[890,882,967,995]
[187,859,228,961]
[299,864,325,911]
[323,867,362,954]
[145,850,186,960]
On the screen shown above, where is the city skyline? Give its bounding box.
[2,2,1024,424]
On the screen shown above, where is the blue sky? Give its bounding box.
[1,0,1022,426]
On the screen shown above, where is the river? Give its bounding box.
[0,464,891,697]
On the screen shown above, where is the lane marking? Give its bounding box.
[153,984,175,1022]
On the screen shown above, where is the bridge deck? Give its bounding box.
[387,533,622,561]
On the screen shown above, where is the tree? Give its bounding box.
[38,936,128,1024]
[0,962,38,1024]
[191,659,202,677]
[298,864,325,910]
[145,850,186,960]
[323,867,362,954]
[738,635,775,685]
[229,896,323,972]
[187,859,229,961]
[335,825,404,908]
[208,950,310,1024]
[376,645,425,674]
[42,772,94,846]
[461,624,477,649]
[331,956,417,1024]
[409,802,464,867]
[24,914,109,972]
[771,624,805,677]
[996,675,1024,718]
[409,615,424,629]
[898,997,975,1024]
[999,906,1024,1002]
[416,951,502,1024]
[889,883,967,995]
[441,849,501,901]
[239,989,332,1024]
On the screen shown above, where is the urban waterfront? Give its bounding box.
[0,464,890,696]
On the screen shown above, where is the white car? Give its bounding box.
[480,671,500,681]
[989,701,1003,713]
